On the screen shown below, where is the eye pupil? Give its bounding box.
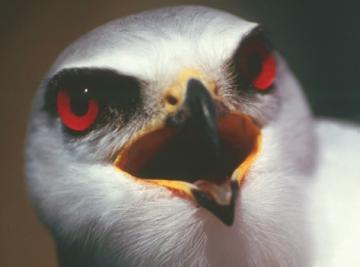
[245,52,262,77]
[71,99,89,116]
[70,89,90,116]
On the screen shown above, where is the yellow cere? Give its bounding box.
[164,68,216,113]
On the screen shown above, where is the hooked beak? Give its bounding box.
[113,69,261,226]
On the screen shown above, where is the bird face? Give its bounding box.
[26,6,317,267]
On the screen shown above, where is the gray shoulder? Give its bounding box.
[316,119,360,151]
[314,118,360,209]
[310,119,360,266]
[316,118,360,172]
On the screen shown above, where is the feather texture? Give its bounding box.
[25,6,360,267]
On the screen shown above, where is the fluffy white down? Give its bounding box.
[25,5,360,267]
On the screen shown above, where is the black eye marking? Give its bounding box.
[44,68,143,134]
[230,27,276,94]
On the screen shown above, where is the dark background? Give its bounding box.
[1,0,359,266]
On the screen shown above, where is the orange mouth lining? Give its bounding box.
[113,113,261,189]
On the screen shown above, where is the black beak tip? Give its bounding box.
[192,182,239,226]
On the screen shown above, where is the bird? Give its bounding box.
[25,5,360,267]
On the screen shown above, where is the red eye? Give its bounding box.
[239,39,276,91]
[56,89,99,131]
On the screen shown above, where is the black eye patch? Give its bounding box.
[44,68,143,134]
[229,27,276,95]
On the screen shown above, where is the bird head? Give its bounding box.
[26,6,317,266]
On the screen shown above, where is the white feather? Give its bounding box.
[25,5,360,267]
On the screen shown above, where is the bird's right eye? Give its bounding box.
[56,88,100,132]
[45,68,143,134]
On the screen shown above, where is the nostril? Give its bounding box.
[213,86,219,96]
[166,94,179,106]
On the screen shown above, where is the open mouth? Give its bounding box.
[115,113,259,185]
[113,113,261,223]
[113,78,261,225]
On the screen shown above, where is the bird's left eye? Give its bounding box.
[237,34,276,91]
[56,88,99,132]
